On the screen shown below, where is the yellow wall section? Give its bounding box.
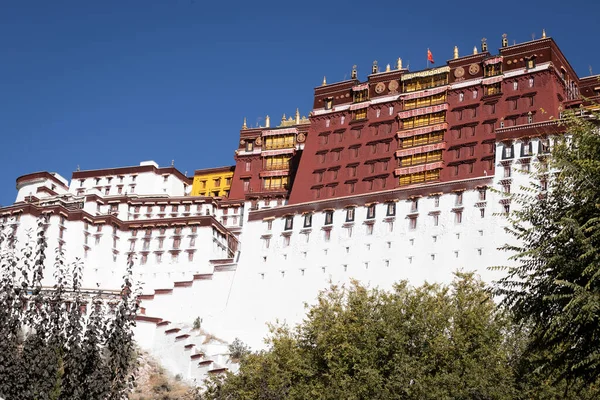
[191,168,234,197]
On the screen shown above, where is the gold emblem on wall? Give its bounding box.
[297,133,306,143]
[388,80,399,93]
[454,66,465,78]
[255,137,262,146]
[375,82,386,94]
[469,63,480,75]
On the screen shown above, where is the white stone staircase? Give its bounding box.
[133,257,240,384]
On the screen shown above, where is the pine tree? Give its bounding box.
[495,107,600,393]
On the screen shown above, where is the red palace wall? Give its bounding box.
[229,36,588,206]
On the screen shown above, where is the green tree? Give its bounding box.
[495,107,600,395]
[197,273,523,400]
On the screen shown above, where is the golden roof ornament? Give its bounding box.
[242,117,247,130]
[542,29,547,38]
[372,60,378,74]
[397,57,403,69]
[265,115,270,128]
[295,108,300,124]
[481,37,488,52]
[453,46,459,59]
[322,76,327,86]
[281,113,286,124]
[473,46,478,55]
[385,63,391,72]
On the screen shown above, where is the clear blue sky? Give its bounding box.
[1,0,599,206]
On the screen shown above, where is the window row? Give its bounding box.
[129,226,197,237]
[137,251,196,265]
[501,138,550,159]
[324,107,395,127]
[197,177,232,188]
[80,175,137,188]
[129,237,196,251]
[319,124,394,146]
[317,142,393,163]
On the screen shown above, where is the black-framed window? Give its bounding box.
[284,216,293,231]
[324,211,334,225]
[366,204,376,219]
[303,213,312,228]
[346,208,355,222]
[521,141,533,157]
[386,202,396,216]
[502,144,514,159]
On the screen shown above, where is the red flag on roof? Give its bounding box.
[427,49,434,64]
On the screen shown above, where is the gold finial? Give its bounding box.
[502,33,508,48]
[242,117,247,130]
[372,60,378,74]
[397,57,403,69]
[322,76,327,86]
[295,108,300,124]
[481,37,488,52]
[351,65,357,79]
[265,115,270,128]
[453,46,459,59]
[473,46,478,55]
[385,63,391,72]
[281,113,286,123]
[542,29,546,38]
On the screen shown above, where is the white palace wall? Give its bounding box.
[1,141,552,375]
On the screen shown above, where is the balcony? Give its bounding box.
[263,142,295,150]
[394,161,444,176]
[398,103,448,119]
[263,163,290,171]
[396,142,446,158]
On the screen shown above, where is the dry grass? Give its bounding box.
[130,352,193,400]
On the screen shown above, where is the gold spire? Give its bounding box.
[473,46,478,55]
[322,76,327,86]
[281,113,286,124]
[372,60,378,74]
[385,63,391,72]
[542,29,547,38]
[295,108,300,124]
[481,37,488,52]
[453,46,459,59]
[397,57,403,69]
[265,115,270,128]
[502,33,508,48]
[242,117,247,130]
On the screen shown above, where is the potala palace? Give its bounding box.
[1,32,598,383]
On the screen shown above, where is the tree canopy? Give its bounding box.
[199,273,528,400]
